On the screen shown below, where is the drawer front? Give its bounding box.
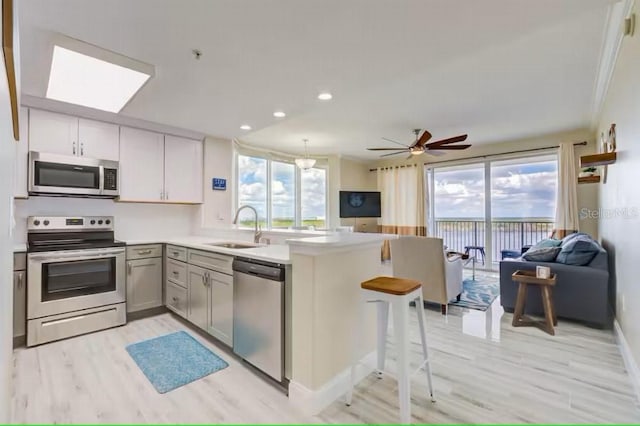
[27,303,126,347]
[166,281,187,318]
[166,245,187,262]
[126,244,162,260]
[166,259,187,288]
[187,249,233,274]
[13,252,26,271]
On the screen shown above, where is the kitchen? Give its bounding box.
[0,1,387,421]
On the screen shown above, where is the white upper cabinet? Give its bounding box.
[29,109,78,156]
[119,127,165,202]
[29,109,119,160]
[164,135,203,203]
[14,107,29,198]
[78,118,119,161]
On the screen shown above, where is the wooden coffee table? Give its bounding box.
[511,270,557,335]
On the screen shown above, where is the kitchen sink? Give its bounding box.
[205,242,259,249]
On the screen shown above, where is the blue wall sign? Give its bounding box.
[212,178,227,190]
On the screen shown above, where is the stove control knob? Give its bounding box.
[33,220,40,226]
[43,220,50,226]
[98,220,104,225]
[105,219,111,225]
[90,220,96,225]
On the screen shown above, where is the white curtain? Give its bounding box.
[377,165,426,235]
[554,142,579,238]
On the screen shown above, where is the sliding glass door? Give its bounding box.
[490,155,557,263]
[428,153,558,270]
[431,163,486,254]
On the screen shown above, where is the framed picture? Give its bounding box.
[2,0,19,141]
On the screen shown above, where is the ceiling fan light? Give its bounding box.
[410,148,424,156]
[295,158,316,169]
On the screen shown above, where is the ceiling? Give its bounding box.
[19,0,611,159]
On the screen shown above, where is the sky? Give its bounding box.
[237,155,327,221]
[433,158,558,219]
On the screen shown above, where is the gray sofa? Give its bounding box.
[500,247,611,328]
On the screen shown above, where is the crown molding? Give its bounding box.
[590,0,635,130]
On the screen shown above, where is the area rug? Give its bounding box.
[126,331,228,393]
[448,275,500,311]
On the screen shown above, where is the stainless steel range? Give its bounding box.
[26,216,126,346]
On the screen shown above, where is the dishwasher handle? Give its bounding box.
[233,259,285,281]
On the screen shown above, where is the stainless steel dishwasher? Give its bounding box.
[232,257,285,381]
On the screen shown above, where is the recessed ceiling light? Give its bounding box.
[317,92,333,101]
[273,111,286,118]
[240,124,252,130]
[46,45,153,113]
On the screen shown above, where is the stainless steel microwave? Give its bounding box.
[29,151,119,198]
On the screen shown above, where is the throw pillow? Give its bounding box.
[522,246,562,262]
[529,238,562,251]
[556,234,601,266]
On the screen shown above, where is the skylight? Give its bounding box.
[46,45,152,113]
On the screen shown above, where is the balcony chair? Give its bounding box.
[390,236,464,315]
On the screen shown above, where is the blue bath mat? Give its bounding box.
[126,331,229,393]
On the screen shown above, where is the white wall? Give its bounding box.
[369,128,600,238]
[13,198,199,243]
[597,1,640,367]
[199,136,234,229]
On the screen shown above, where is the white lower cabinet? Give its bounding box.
[187,264,210,331]
[168,246,234,347]
[126,245,163,313]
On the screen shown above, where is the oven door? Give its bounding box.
[29,151,103,196]
[27,247,126,319]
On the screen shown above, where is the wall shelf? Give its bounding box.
[578,175,601,184]
[580,152,617,167]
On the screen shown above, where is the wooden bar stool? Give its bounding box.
[511,270,558,335]
[345,276,435,424]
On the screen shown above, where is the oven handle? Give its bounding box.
[28,247,125,262]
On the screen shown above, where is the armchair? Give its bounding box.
[390,236,463,314]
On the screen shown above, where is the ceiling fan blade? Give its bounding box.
[430,144,472,150]
[415,130,433,147]
[424,134,468,148]
[367,147,411,151]
[379,150,408,157]
[381,137,410,148]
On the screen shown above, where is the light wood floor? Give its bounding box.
[12,277,640,424]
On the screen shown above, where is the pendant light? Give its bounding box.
[295,139,316,170]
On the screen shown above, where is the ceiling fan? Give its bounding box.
[368,129,470,159]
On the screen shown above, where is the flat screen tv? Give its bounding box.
[339,191,381,218]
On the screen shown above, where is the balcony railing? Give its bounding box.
[433,219,554,267]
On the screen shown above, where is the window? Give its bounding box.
[237,154,328,230]
[271,161,296,228]
[427,153,558,268]
[301,167,327,229]
[237,155,267,227]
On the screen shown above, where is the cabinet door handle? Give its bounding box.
[127,262,132,275]
[72,141,76,155]
[160,191,164,200]
[137,249,153,255]
[172,251,180,257]
[172,270,179,276]
[165,191,169,200]
[172,296,178,302]
[16,272,23,289]
[80,142,84,156]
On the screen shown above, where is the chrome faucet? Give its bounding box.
[232,205,263,243]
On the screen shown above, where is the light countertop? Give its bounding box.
[13,244,26,252]
[123,236,291,264]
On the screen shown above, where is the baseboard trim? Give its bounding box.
[614,318,640,402]
[126,306,168,321]
[288,351,376,415]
